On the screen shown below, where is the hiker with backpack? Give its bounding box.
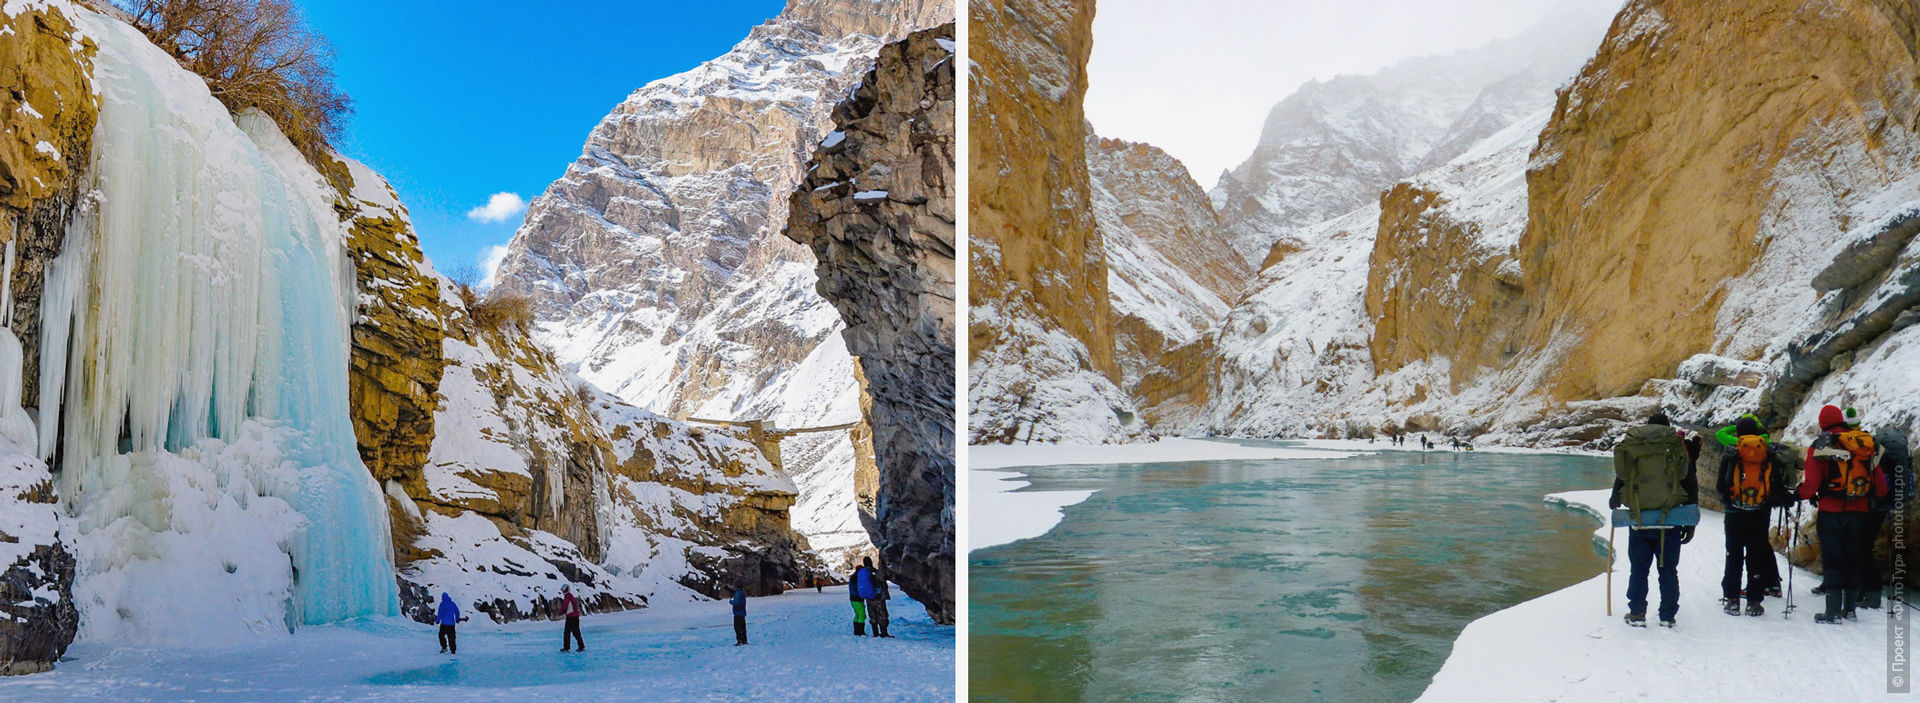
[1610,413,1700,628]
[1716,416,1790,616]
[1798,404,1889,623]
[849,564,870,636]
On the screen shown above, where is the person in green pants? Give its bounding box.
[849,568,869,635]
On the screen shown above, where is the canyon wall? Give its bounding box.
[1088,137,1249,426]
[969,0,1145,445]
[787,22,957,624]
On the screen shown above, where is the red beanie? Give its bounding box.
[1818,404,1845,430]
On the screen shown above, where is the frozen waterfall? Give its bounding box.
[34,10,398,640]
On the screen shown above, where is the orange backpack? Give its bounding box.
[1813,429,1880,498]
[1728,435,1772,509]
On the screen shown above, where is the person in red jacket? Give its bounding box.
[1797,404,1889,624]
[559,585,586,651]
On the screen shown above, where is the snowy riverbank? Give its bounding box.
[1419,489,1897,701]
[968,438,1363,552]
[0,591,953,702]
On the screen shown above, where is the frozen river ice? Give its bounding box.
[0,591,953,702]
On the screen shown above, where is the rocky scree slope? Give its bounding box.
[787,23,956,623]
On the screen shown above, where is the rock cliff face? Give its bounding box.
[1511,0,1920,412]
[1209,0,1920,453]
[488,0,950,568]
[970,0,1146,445]
[1088,137,1249,426]
[786,23,956,623]
[329,172,828,622]
[0,1,91,674]
[1210,1,1617,267]
[0,1,95,412]
[328,158,444,494]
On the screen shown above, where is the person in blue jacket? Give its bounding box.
[437,593,464,654]
[849,563,870,636]
[731,585,749,645]
[854,557,881,637]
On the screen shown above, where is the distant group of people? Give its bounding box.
[1369,433,1470,450]
[431,560,905,653]
[1608,403,1908,627]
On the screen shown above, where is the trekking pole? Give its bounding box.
[1774,507,1789,614]
[1606,521,1616,616]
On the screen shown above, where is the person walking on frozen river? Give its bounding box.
[1799,404,1888,624]
[559,585,586,651]
[1610,413,1699,628]
[436,593,465,654]
[730,585,749,646]
[1715,416,1789,617]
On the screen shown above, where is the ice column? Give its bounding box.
[41,11,398,627]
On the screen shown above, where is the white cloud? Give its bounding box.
[466,192,529,224]
[478,244,511,291]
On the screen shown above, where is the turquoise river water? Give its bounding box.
[969,441,1614,702]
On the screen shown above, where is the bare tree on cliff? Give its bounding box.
[116,0,351,164]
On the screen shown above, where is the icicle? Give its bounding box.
[41,10,398,640]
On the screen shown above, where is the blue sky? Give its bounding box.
[298,0,786,281]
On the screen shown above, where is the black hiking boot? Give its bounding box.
[1659,617,1677,628]
[1723,599,1741,616]
[1812,583,1829,596]
[1746,602,1765,617]
[1765,585,1783,598]
[1624,612,1647,627]
[1815,591,1846,624]
[1861,588,1884,610]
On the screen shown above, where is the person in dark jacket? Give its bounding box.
[730,586,749,645]
[1609,414,1700,627]
[436,592,463,654]
[559,585,586,651]
[1715,416,1789,616]
[1800,405,1890,623]
[867,564,893,638]
[848,565,869,636]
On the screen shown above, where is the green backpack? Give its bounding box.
[1613,424,1690,523]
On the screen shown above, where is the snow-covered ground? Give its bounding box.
[969,439,1365,551]
[1421,489,1897,701]
[0,591,953,702]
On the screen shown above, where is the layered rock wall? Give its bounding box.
[1512,0,1920,403]
[0,1,92,674]
[786,23,956,623]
